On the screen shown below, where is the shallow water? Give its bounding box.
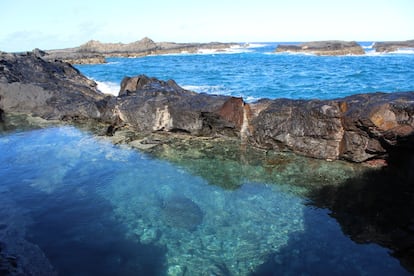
[0,126,410,275]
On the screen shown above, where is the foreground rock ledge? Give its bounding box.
[1,51,413,164]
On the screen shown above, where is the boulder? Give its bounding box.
[0,50,105,121]
[249,92,414,162]
[276,40,365,55]
[373,39,414,53]
[109,75,243,136]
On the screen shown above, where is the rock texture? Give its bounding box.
[1,51,413,164]
[249,93,414,162]
[0,50,105,120]
[373,39,414,53]
[42,37,239,64]
[105,74,243,137]
[275,41,365,55]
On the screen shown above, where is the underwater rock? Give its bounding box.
[162,196,203,231]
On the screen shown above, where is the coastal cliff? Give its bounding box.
[42,37,240,64]
[1,51,413,164]
[275,41,365,55]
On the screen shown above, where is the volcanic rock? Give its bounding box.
[275,41,365,55]
[42,37,239,64]
[108,75,243,136]
[373,39,414,53]
[0,50,105,120]
[249,92,414,162]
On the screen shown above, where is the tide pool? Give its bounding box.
[0,126,409,275]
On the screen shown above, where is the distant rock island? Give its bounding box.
[275,40,365,55]
[373,39,414,52]
[42,37,240,64]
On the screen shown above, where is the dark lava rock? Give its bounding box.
[249,92,414,162]
[42,37,239,64]
[0,51,105,121]
[373,39,414,53]
[109,75,243,136]
[275,40,365,55]
[162,196,203,231]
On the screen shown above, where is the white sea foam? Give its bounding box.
[196,46,252,55]
[182,84,226,94]
[243,43,268,48]
[389,48,414,54]
[96,81,120,96]
[245,96,260,103]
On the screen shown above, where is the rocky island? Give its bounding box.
[373,39,414,52]
[275,40,365,55]
[42,37,240,64]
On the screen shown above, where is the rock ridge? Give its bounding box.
[275,40,365,55]
[42,37,240,64]
[373,39,414,52]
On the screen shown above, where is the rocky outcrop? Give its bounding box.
[275,40,365,55]
[373,39,414,52]
[0,50,105,120]
[42,37,239,64]
[249,93,414,162]
[1,51,413,164]
[105,75,243,137]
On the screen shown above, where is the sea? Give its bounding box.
[78,42,414,101]
[1,42,413,275]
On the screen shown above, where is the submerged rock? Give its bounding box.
[275,40,365,55]
[161,196,203,231]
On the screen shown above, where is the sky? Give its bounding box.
[1,0,413,52]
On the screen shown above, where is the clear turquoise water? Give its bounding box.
[0,127,410,275]
[76,42,414,101]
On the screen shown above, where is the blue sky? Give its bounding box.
[1,0,413,52]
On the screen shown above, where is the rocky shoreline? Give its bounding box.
[1,50,413,164]
[42,37,240,64]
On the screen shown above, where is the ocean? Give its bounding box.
[76,42,414,101]
[1,42,413,275]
